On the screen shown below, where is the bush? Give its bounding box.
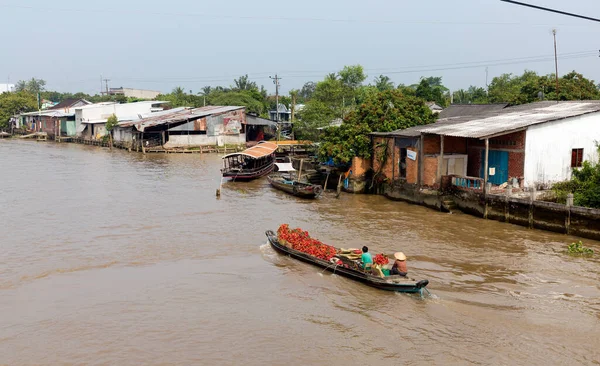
[552,145,600,208]
[567,241,594,256]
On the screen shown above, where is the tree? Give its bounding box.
[486,70,599,105]
[373,75,394,91]
[289,89,299,123]
[553,145,600,208]
[297,74,346,138]
[105,114,118,148]
[319,89,436,164]
[452,86,489,104]
[233,74,258,91]
[0,92,37,129]
[338,65,367,90]
[15,78,46,94]
[299,82,316,101]
[416,78,446,107]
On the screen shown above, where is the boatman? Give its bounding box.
[391,252,407,276]
[361,246,373,269]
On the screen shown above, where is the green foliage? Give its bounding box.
[453,86,489,104]
[105,114,118,132]
[415,77,448,107]
[488,70,600,105]
[15,78,46,94]
[0,92,38,129]
[553,145,600,208]
[339,65,367,90]
[299,82,316,102]
[209,90,266,115]
[232,74,258,91]
[318,89,435,164]
[567,241,594,255]
[373,75,394,91]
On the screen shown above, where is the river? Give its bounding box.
[1,140,599,365]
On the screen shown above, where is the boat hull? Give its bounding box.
[267,175,322,198]
[265,230,428,293]
[222,163,274,181]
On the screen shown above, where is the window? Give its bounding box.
[571,148,584,168]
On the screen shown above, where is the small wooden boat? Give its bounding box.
[221,141,278,181]
[267,164,323,198]
[265,230,429,294]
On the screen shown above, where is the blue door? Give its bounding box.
[481,150,509,185]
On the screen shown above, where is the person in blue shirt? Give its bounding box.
[361,246,373,269]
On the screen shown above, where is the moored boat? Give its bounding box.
[267,163,323,199]
[221,141,278,181]
[265,229,429,294]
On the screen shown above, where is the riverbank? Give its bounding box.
[381,182,600,241]
[3,132,247,154]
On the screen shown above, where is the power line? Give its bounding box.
[1,3,589,27]
[500,1,600,23]
[100,50,595,85]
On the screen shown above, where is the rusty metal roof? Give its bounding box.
[222,141,278,159]
[374,101,600,139]
[118,106,245,131]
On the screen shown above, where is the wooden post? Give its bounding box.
[336,173,343,198]
[529,187,536,229]
[438,135,445,186]
[161,131,165,146]
[483,138,489,196]
[141,132,146,154]
[324,172,330,190]
[391,138,395,183]
[566,193,573,234]
[297,159,304,181]
[418,134,425,188]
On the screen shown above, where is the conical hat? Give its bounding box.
[394,252,406,261]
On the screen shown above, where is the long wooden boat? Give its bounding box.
[267,173,323,199]
[221,141,278,181]
[265,230,429,294]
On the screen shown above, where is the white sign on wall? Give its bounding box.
[407,150,417,161]
[489,167,496,176]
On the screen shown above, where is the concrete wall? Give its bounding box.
[121,89,161,99]
[113,127,134,143]
[451,190,600,241]
[524,113,600,188]
[76,102,166,127]
[384,183,445,211]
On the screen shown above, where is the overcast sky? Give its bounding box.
[1,0,599,95]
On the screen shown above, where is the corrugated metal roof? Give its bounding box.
[374,101,600,139]
[246,115,277,127]
[118,106,245,131]
[420,102,600,138]
[20,110,75,117]
[438,103,509,119]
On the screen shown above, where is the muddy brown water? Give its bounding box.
[1,140,599,365]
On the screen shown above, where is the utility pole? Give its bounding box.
[552,29,559,102]
[485,67,489,95]
[103,78,111,97]
[100,75,104,95]
[270,74,281,141]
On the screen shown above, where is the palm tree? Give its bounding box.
[374,75,394,91]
